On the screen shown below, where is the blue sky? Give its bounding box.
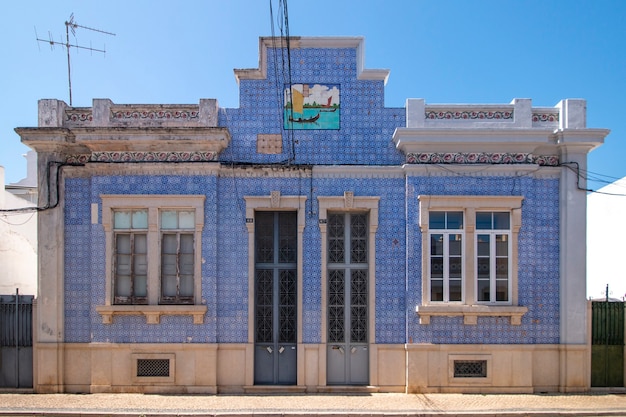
[1,0,624,190]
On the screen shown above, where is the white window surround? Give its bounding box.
[244,191,307,344]
[416,195,527,325]
[318,192,379,345]
[96,195,207,325]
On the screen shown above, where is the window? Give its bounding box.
[113,209,148,304]
[160,210,195,304]
[97,195,207,325]
[476,212,511,303]
[416,196,527,325]
[428,211,463,302]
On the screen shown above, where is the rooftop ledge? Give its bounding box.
[96,304,208,325]
[416,304,529,326]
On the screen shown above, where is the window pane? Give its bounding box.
[496,234,508,256]
[162,254,177,275]
[430,234,443,256]
[134,234,147,254]
[430,279,443,301]
[180,274,194,296]
[477,257,490,278]
[477,279,490,302]
[449,234,462,256]
[180,234,194,253]
[162,275,177,297]
[430,257,443,278]
[493,212,510,229]
[134,275,147,297]
[116,255,131,275]
[132,210,148,229]
[178,211,195,229]
[496,258,508,279]
[114,211,131,229]
[162,234,178,253]
[179,254,194,274]
[446,212,463,229]
[476,212,492,230]
[449,279,462,302]
[115,275,131,297]
[134,254,147,275]
[429,212,445,229]
[496,279,509,301]
[477,234,490,256]
[449,256,462,278]
[116,234,131,254]
[161,210,178,229]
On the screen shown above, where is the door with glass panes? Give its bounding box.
[254,211,297,385]
[327,212,369,385]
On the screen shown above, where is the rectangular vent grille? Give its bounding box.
[454,360,487,378]
[137,359,170,377]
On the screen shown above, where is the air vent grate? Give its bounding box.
[137,359,170,377]
[454,360,487,378]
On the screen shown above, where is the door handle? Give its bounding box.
[266,346,273,354]
[279,346,285,354]
[351,347,357,354]
[331,345,345,354]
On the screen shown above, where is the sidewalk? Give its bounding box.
[1,392,626,417]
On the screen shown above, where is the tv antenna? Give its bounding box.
[36,13,115,106]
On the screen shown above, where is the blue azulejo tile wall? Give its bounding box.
[64,174,219,344]
[218,46,405,167]
[406,175,560,345]
[212,173,407,345]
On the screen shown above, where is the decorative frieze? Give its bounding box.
[406,152,559,166]
[425,110,513,120]
[111,109,199,121]
[65,109,93,124]
[66,151,218,164]
[532,112,559,123]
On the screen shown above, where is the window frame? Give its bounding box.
[417,195,527,325]
[475,211,512,304]
[112,209,149,305]
[159,209,197,305]
[97,195,207,325]
[427,211,465,303]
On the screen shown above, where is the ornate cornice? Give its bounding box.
[406,152,559,166]
[66,151,219,164]
[532,112,559,123]
[111,109,199,121]
[426,110,513,120]
[65,109,93,124]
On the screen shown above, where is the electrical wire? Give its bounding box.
[561,162,626,196]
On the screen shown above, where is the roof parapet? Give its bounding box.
[37,98,220,129]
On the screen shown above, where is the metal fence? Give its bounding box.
[0,290,34,389]
[591,301,625,387]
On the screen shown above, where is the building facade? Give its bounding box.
[16,37,609,394]
[0,152,37,296]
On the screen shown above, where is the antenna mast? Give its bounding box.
[36,13,115,106]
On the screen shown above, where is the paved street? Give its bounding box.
[1,392,626,416]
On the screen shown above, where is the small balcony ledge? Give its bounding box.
[416,304,528,325]
[96,304,208,325]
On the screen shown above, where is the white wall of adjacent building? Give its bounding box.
[587,177,626,301]
[0,151,37,296]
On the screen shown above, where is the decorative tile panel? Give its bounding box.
[426,109,513,120]
[66,151,218,164]
[406,152,559,166]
